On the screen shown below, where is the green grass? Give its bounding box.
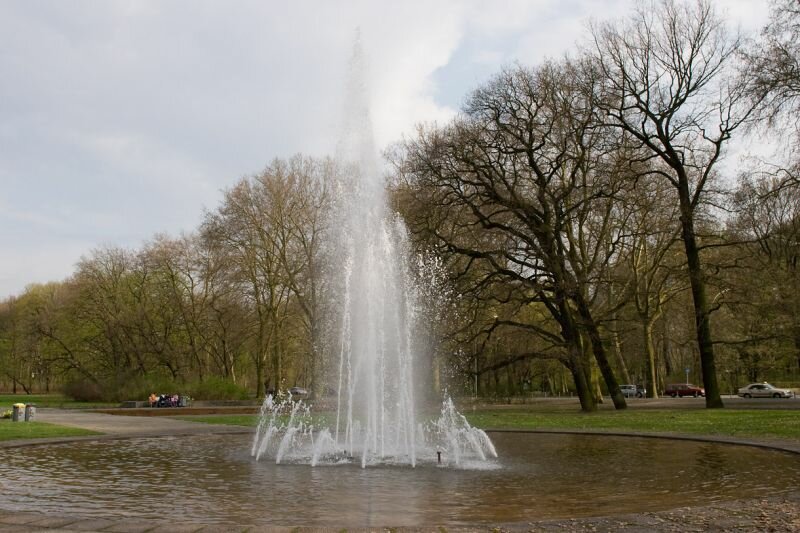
[0,394,116,409]
[0,419,99,442]
[175,413,337,427]
[468,409,800,440]
[176,414,262,426]
[176,409,800,440]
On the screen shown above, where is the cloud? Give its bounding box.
[0,0,772,298]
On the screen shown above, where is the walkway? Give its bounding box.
[34,408,247,436]
[0,408,250,450]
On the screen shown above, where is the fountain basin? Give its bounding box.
[0,432,797,527]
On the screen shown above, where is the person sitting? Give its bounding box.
[148,393,157,407]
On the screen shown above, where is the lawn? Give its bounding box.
[178,414,262,426]
[175,408,800,440]
[0,420,99,442]
[0,394,116,409]
[464,408,800,440]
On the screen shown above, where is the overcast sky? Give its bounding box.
[0,0,769,298]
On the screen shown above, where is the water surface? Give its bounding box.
[0,432,797,527]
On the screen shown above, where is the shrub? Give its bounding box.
[62,379,104,402]
[185,376,250,401]
[62,374,251,402]
[114,375,177,402]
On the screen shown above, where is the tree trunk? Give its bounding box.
[584,338,604,404]
[678,185,724,408]
[643,319,659,398]
[255,358,264,398]
[662,320,673,379]
[569,354,597,412]
[576,301,627,409]
[311,323,323,400]
[592,363,603,404]
[612,329,632,385]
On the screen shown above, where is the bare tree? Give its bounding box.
[202,156,333,397]
[744,0,800,138]
[589,0,751,407]
[203,177,291,397]
[398,62,629,411]
[624,176,686,397]
[729,174,800,372]
[265,156,333,397]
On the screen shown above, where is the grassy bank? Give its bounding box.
[465,409,800,440]
[0,394,116,409]
[0,420,99,442]
[176,408,800,440]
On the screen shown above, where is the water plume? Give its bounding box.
[251,32,496,469]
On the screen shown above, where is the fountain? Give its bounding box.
[250,35,497,468]
[1,38,798,529]
[250,391,497,468]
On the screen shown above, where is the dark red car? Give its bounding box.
[664,383,705,398]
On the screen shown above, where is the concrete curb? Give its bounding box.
[484,428,800,455]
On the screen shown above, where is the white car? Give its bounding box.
[737,383,794,398]
[620,384,644,398]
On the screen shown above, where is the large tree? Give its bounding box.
[589,0,750,407]
[202,156,333,397]
[729,174,800,374]
[398,61,629,411]
[745,0,800,139]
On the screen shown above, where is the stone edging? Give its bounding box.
[3,425,797,456]
[484,428,800,455]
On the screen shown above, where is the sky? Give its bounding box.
[0,0,770,298]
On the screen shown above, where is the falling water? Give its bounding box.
[331,32,418,466]
[251,33,496,468]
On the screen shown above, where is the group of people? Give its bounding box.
[148,393,183,408]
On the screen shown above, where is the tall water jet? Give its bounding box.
[331,31,418,466]
[251,34,496,468]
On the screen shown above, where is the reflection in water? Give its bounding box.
[0,433,797,527]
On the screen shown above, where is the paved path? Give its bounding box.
[34,408,248,436]
[0,408,251,451]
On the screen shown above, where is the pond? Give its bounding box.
[0,432,797,527]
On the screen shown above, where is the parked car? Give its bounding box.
[664,383,705,398]
[289,387,309,398]
[737,383,794,398]
[620,384,645,398]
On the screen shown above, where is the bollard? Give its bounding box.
[12,403,25,422]
[24,404,36,422]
